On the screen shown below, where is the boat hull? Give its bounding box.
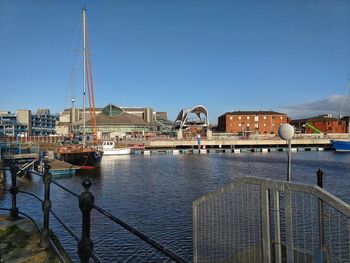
[103,148,131,155]
[331,140,350,152]
[58,150,103,168]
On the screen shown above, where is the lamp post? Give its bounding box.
[278,124,294,182]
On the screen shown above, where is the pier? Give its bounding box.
[124,136,333,154]
[138,137,332,149]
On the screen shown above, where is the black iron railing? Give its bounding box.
[1,161,189,263]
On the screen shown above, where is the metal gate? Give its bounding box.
[193,177,350,263]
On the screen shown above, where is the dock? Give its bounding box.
[43,159,80,177]
[3,153,39,162]
[140,137,331,149]
[123,136,333,154]
[132,146,327,155]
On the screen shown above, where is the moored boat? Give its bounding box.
[57,7,103,168]
[57,146,103,168]
[331,140,350,152]
[331,84,350,152]
[101,141,131,155]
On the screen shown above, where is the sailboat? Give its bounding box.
[57,7,103,168]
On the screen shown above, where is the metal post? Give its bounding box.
[285,188,294,262]
[287,139,291,182]
[261,183,271,263]
[78,179,94,263]
[273,190,282,263]
[9,162,19,220]
[40,164,52,248]
[317,169,324,249]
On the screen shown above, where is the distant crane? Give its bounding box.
[305,123,323,134]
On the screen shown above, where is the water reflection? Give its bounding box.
[0,152,349,262]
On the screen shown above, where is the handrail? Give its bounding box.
[1,188,81,245]
[93,204,188,263]
[50,179,80,199]
[2,161,189,263]
[9,167,80,199]
[0,208,65,263]
[49,209,79,242]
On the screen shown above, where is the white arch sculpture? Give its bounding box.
[172,105,209,130]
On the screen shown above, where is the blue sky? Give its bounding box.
[1,0,350,124]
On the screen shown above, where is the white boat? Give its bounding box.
[101,141,131,155]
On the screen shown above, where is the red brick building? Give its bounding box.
[218,111,288,134]
[291,115,346,134]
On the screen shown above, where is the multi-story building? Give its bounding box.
[0,109,58,137]
[56,104,173,137]
[218,110,288,134]
[84,104,157,140]
[0,111,27,136]
[31,109,58,136]
[290,114,346,134]
[16,110,32,134]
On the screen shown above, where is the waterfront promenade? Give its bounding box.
[1,133,346,153]
[122,133,345,150]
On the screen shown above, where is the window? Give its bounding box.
[264,124,266,127]
[264,116,266,120]
[280,116,283,120]
[255,123,259,128]
[247,116,250,120]
[255,116,259,121]
[239,123,242,127]
[238,116,241,120]
[247,123,250,127]
[230,116,233,120]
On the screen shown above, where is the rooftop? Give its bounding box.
[223,110,286,116]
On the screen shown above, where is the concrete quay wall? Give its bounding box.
[141,138,332,149]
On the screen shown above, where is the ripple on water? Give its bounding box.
[0,151,349,262]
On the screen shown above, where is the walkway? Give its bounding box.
[0,215,71,263]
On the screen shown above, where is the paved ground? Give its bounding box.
[0,215,71,263]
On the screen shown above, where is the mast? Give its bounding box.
[82,7,86,147]
[71,69,75,132]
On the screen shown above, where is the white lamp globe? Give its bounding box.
[278,124,294,140]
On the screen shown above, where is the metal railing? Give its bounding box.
[193,175,350,263]
[2,162,188,263]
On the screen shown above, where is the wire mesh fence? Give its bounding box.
[193,177,350,263]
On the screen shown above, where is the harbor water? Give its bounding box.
[0,151,350,262]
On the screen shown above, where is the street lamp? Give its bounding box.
[278,124,294,182]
